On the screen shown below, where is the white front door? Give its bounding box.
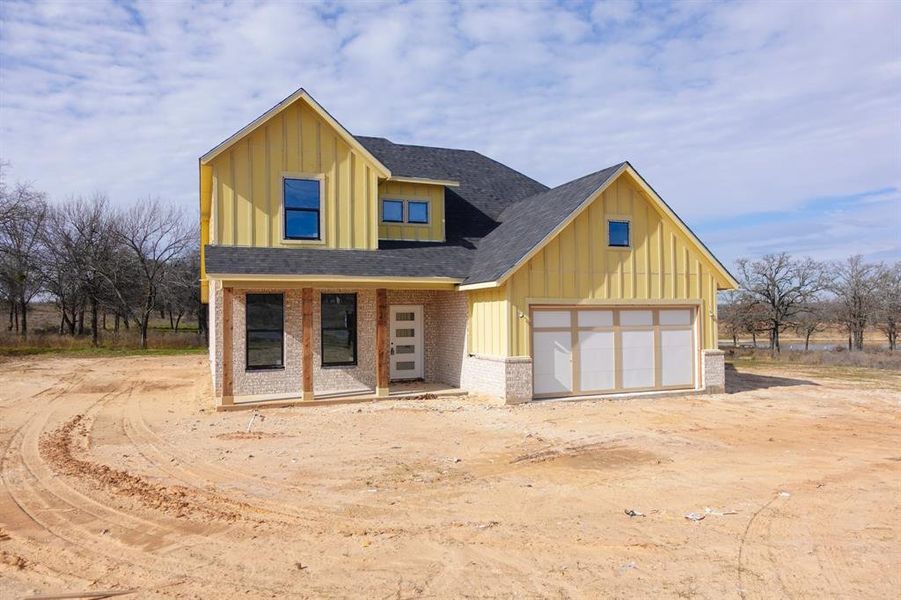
[390,305,423,380]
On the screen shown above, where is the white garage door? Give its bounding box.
[531,306,696,398]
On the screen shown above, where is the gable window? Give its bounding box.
[246,293,284,370]
[382,199,404,223]
[408,201,429,224]
[284,178,321,240]
[608,220,630,248]
[321,293,357,367]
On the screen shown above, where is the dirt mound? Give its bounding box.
[215,431,293,440]
[511,442,659,470]
[39,415,247,522]
[1,550,29,570]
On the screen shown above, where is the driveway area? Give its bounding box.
[1,355,898,598]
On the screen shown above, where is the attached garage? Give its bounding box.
[531,306,698,398]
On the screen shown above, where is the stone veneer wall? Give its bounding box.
[460,353,533,404]
[209,280,221,397]
[702,349,725,394]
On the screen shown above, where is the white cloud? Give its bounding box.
[0,0,898,263]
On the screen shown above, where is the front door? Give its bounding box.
[390,305,423,380]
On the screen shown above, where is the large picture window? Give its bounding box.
[284,178,321,240]
[321,293,357,367]
[246,293,284,370]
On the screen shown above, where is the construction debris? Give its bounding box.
[624,509,645,517]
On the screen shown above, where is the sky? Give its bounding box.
[0,0,899,268]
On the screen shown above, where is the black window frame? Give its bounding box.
[245,293,285,371]
[283,177,321,240]
[381,199,404,223]
[320,293,358,367]
[608,219,631,248]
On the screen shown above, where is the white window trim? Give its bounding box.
[281,172,326,245]
[607,217,631,249]
[380,197,430,226]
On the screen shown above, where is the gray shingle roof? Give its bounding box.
[464,163,625,284]
[205,135,628,287]
[205,241,477,280]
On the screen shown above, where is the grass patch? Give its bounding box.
[0,345,207,358]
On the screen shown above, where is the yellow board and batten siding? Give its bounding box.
[468,171,726,357]
[208,99,380,251]
[377,181,445,242]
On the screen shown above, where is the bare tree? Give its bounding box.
[831,256,882,351]
[103,199,191,348]
[0,181,49,338]
[793,302,829,351]
[874,262,900,351]
[736,253,827,352]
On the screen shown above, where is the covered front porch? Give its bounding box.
[209,280,469,408]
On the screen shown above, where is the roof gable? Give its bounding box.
[199,88,390,178]
[462,162,738,289]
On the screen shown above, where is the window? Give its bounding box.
[408,201,429,224]
[284,178,321,240]
[382,199,403,223]
[321,293,357,366]
[608,220,630,247]
[380,198,430,224]
[246,294,284,370]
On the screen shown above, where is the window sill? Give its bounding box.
[281,238,326,246]
[321,363,358,369]
[246,366,286,372]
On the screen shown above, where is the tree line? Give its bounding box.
[721,253,900,352]
[0,167,200,348]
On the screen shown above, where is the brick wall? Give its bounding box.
[702,349,725,393]
[460,352,533,404]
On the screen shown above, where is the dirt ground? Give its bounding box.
[0,355,898,599]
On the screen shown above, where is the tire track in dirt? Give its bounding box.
[3,376,287,596]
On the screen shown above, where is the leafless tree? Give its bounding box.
[874,262,900,351]
[736,253,827,352]
[793,302,829,351]
[102,199,191,348]
[160,247,200,332]
[0,180,49,338]
[830,256,882,351]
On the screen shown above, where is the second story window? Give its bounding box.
[381,198,430,225]
[284,178,321,240]
[408,201,429,224]
[608,220,630,248]
[382,199,404,223]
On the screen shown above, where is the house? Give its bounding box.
[200,88,738,408]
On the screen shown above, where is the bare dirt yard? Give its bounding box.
[1,355,898,599]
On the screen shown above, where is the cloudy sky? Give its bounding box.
[1,0,899,266]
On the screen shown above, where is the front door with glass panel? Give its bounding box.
[390,305,423,380]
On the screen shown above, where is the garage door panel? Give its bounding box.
[621,330,655,389]
[578,331,615,391]
[661,329,693,386]
[533,331,572,394]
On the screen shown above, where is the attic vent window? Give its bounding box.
[608,220,630,248]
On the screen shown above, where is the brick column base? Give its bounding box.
[702,349,726,394]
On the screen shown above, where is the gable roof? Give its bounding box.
[199,88,390,178]
[355,136,548,224]
[461,162,738,289]
[464,163,625,285]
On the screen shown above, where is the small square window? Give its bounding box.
[382,199,403,223]
[408,201,429,224]
[608,220,630,247]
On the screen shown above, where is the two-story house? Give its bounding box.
[200,88,737,408]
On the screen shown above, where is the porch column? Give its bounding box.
[302,287,314,401]
[376,288,389,397]
[221,286,234,406]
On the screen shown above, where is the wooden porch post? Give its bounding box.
[302,288,314,401]
[221,286,234,406]
[376,288,389,397]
